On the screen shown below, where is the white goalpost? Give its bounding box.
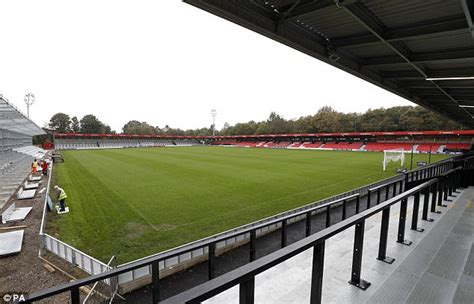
[383,150,406,171]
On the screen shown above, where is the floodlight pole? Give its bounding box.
[24,92,35,117]
[211,109,217,136]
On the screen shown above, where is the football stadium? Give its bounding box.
[49,140,448,262]
[1,1,474,304]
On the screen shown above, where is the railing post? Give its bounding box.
[377,207,395,264]
[281,220,287,248]
[449,173,453,195]
[454,170,461,193]
[71,286,80,304]
[349,220,370,290]
[397,198,412,246]
[422,186,433,222]
[310,242,325,304]
[355,195,360,214]
[306,212,312,237]
[438,178,447,207]
[240,277,255,304]
[152,261,160,303]
[249,230,256,262]
[443,180,449,201]
[385,184,389,201]
[448,173,455,197]
[208,243,216,280]
[326,205,331,228]
[431,182,441,214]
[366,190,371,210]
[411,192,424,232]
[392,181,397,198]
[342,199,347,220]
[376,188,381,205]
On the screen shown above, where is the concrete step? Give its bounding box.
[367,187,474,304]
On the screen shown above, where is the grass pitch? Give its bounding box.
[48,147,446,263]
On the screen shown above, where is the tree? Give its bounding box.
[312,106,342,132]
[80,114,106,134]
[255,122,268,134]
[266,112,291,134]
[49,113,71,133]
[103,124,115,134]
[71,116,80,133]
[293,115,313,133]
[122,120,156,135]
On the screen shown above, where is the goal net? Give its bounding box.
[383,150,405,171]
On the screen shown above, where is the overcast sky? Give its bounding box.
[0,0,413,132]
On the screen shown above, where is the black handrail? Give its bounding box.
[119,155,456,269]
[22,158,466,303]
[161,168,462,304]
[22,167,464,304]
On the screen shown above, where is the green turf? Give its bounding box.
[47,147,447,263]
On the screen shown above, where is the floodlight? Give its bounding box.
[426,76,474,81]
[24,92,35,117]
[211,109,217,136]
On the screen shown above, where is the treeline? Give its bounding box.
[48,106,461,136]
[48,113,114,134]
[221,106,460,136]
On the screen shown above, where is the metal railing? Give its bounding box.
[115,175,407,291]
[161,167,464,304]
[22,160,470,303]
[28,154,458,300]
[113,155,454,286]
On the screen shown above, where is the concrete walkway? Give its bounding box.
[203,187,473,303]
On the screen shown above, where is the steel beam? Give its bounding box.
[364,47,474,66]
[383,68,474,80]
[337,1,472,122]
[333,15,469,48]
[285,0,335,20]
[461,0,474,38]
[411,88,474,97]
[398,80,474,89]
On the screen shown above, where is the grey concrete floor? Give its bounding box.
[203,188,473,304]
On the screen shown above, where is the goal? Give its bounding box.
[383,150,406,171]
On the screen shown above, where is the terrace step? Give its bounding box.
[368,187,474,303]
